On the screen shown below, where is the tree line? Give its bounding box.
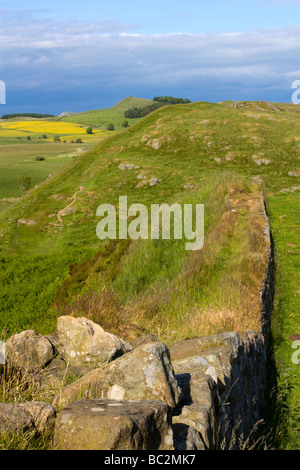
[1,113,54,119]
[124,96,191,119]
[153,96,191,104]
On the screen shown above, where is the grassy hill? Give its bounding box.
[60,96,155,129]
[0,99,299,448]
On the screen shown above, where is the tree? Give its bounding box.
[86,127,93,134]
[153,96,191,104]
[124,102,164,119]
[122,120,129,128]
[19,176,32,193]
[53,135,60,142]
[75,138,82,143]
[26,136,31,141]
[107,123,115,131]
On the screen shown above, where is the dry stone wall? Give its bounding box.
[0,325,273,450]
[0,191,274,450]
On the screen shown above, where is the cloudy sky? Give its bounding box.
[0,0,300,114]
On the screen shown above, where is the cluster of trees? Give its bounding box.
[1,113,54,119]
[124,102,164,119]
[124,96,191,119]
[153,96,191,104]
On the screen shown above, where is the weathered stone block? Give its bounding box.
[54,342,182,409]
[53,399,174,450]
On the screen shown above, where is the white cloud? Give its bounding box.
[0,12,299,105]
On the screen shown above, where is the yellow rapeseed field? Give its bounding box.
[0,120,95,135]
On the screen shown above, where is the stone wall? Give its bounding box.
[0,325,273,450]
[170,330,268,449]
[0,192,274,450]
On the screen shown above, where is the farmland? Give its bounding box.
[0,117,112,212]
[0,119,110,143]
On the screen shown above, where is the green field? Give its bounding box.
[0,99,299,448]
[61,96,155,129]
[0,142,95,216]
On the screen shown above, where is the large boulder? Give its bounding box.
[54,341,182,409]
[57,316,127,368]
[53,399,174,450]
[5,330,56,370]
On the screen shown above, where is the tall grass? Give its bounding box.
[54,175,269,345]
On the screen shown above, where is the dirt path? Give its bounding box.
[55,186,84,226]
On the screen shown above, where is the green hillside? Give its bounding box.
[60,96,155,129]
[0,99,299,448]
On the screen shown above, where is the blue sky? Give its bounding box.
[0,0,300,114]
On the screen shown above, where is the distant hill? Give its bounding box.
[61,97,154,129]
[57,112,78,119]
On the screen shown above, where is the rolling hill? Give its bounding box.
[60,96,155,129]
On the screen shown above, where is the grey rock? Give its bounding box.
[6,330,56,370]
[39,356,92,398]
[0,403,34,433]
[53,399,174,450]
[0,401,55,435]
[61,207,75,216]
[173,422,205,450]
[152,139,161,150]
[129,334,159,349]
[22,401,56,434]
[54,341,182,409]
[149,177,161,186]
[57,316,127,368]
[118,163,135,170]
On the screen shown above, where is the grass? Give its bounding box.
[0,428,52,450]
[0,143,85,200]
[266,191,300,449]
[61,96,155,129]
[0,249,95,334]
[0,99,299,449]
